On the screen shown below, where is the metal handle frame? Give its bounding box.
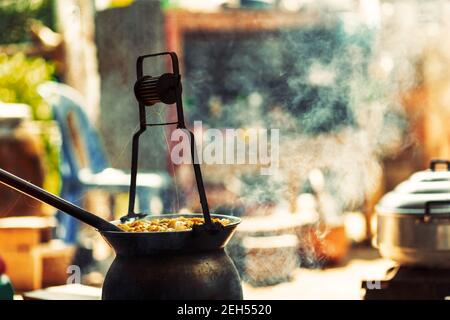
[124,52,214,228]
[423,200,450,222]
[429,159,450,171]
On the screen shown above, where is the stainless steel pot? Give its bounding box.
[376,159,450,268]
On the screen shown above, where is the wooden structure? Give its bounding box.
[165,9,321,70]
[0,217,75,292]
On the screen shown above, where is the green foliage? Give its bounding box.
[0,52,59,194]
[0,52,54,119]
[0,0,55,45]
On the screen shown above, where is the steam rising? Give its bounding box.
[177,1,445,273]
[183,5,414,214]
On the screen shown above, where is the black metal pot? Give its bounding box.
[0,52,244,300]
[101,214,242,300]
[103,251,242,299]
[0,169,243,299]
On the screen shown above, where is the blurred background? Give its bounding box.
[1,0,450,300]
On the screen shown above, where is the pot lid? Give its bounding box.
[377,192,450,214]
[377,159,450,214]
[410,159,450,182]
[395,180,450,194]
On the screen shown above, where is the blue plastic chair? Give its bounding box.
[37,81,171,243]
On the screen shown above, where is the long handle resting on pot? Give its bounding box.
[0,168,123,232]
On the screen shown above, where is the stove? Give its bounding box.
[362,266,450,300]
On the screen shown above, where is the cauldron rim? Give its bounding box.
[104,213,241,234]
[99,213,241,255]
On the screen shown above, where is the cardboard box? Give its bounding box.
[1,249,42,292]
[38,241,76,288]
[0,217,74,292]
[0,217,55,251]
[1,241,75,292]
